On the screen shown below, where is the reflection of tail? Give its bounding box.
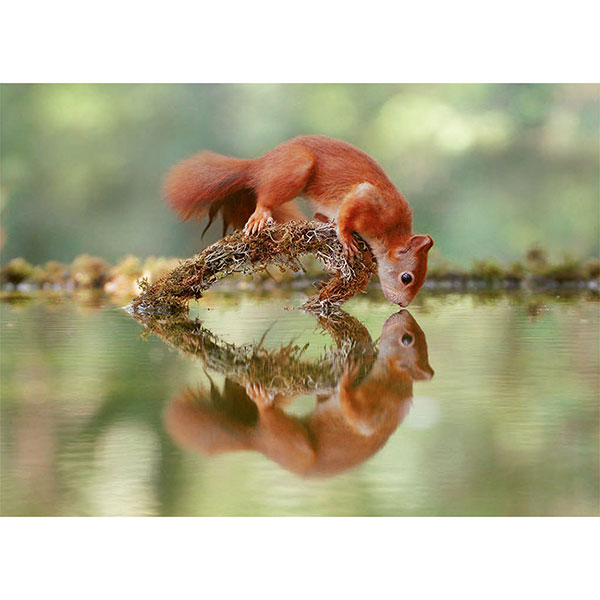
[209,377,259,427]
[165,381,316,472]
[163,152,303,236]
[164,380,258,455]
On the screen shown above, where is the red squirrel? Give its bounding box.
[164,135,434,306]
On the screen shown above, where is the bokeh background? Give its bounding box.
[1,83,599,266]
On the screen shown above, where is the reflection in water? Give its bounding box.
[3,294,598,515]
[133,309,433,478]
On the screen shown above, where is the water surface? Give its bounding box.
[1,291,598,516]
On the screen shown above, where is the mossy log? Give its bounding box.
[130,220,377,316]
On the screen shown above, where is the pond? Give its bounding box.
[1,290,598,516]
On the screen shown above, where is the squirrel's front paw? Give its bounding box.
[340,235,361,263]
[340,358,361,388]
[245,382,276,408]
[243,209,274,236]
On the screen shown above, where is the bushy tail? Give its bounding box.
[164,151,305,235]
[163,152,256,236]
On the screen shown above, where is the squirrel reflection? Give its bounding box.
[147,309,433,478]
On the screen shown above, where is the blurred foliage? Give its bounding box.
[1,254,182,297]
[0,256,34,284]
[70,254,111,288]
[1,84,598,266]
[32,260,69,286]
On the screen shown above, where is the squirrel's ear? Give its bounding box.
[409,234,434,253]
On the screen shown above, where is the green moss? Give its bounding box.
[70,254,111,288]
[32,261,69,286]
[470,259,505,282]
[504,261,526,282]
[1,258,34,285]
[112,255,143,279]
[537,255,585,282]
[583,258,600,280]
[426,252,467,280]
[525,244,549,272]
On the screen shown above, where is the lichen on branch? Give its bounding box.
[129,220,377,315]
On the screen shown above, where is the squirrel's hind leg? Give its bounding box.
[243,145,314,236]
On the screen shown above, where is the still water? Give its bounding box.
[1,290,598,516]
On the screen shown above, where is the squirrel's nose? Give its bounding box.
[421,367,434,380]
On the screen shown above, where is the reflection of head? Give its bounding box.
[337,310,433,437]
[380,310,434,381]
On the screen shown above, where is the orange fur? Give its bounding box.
[163,135,434,306]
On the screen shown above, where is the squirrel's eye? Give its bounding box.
[401,333,413,346]
[401,272,413,285]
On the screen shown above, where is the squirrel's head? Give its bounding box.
[377,234,434,307]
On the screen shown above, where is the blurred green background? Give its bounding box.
[1,83,598,265]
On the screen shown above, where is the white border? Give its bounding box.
[1,518,598,598]
[2,2,598,595]
[1,2,599,82]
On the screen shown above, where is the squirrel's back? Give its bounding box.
[271,135,401,202]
